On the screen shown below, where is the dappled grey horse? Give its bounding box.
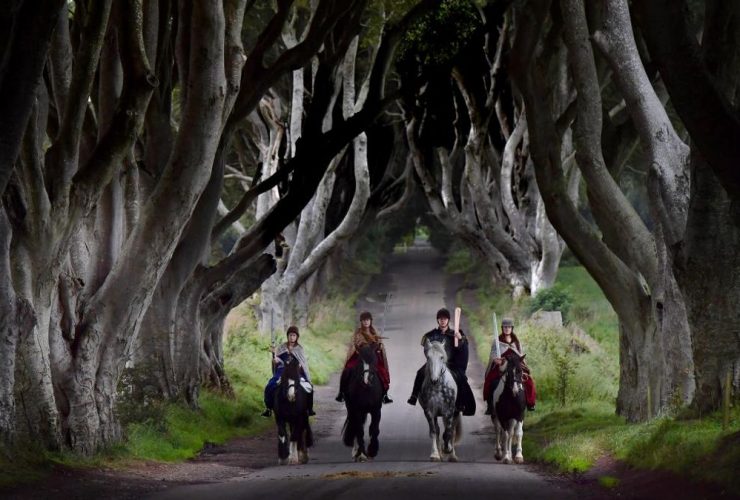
[419,340,462,461]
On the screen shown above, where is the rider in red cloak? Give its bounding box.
[483,318,536,414]
[336,311,393,404]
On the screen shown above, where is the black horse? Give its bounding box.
[490,352,526,464]
[273,356,314,465]
[341,343,383,462]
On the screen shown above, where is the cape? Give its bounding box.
[274,342,311,382]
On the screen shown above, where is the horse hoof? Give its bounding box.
[448,454,458,462]
[503,457,512,464]
[514,456,524,464]
[494,453,503,461]
[430,456,441,462]
[278,458,288,466]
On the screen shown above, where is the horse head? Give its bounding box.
[503,353,525,396]
[356,343,378,386]
[424,340,448,384]
[281,356,302,402]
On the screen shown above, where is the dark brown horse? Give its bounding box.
[273,356,313,464]
[341,344,383,462]
[491,352,526,464]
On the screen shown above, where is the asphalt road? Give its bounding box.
[149,242,576,500]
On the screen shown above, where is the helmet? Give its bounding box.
[436,308,451,320]
[501,318,514,327]
[286,325,300,338]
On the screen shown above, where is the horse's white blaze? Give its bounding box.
[363,362,369,385]
[287,379,296,402]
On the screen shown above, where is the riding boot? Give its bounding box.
[335,368,348,402]
[484,400,492,415]
[382,391,393,404]
[260,408,272,418]
[308,392,316,416]
[407,366,425,405]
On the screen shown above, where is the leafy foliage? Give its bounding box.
[528,285,574,323]
[397,0,483,70]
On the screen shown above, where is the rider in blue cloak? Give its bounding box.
[260,325,315,418]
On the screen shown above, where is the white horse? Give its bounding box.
[419,341,462,462]
[491,353,526,464]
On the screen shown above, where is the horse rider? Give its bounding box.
[261,325,316,417]
[483,317,537,414]
[336,311,393,404]
[407,308,476,416]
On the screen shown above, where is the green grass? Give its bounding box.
[453,253,740,494]
[1,291,356,489]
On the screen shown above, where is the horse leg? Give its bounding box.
[493,419,503,461]
[354,411,367,462]
[367,407,381,458]
[446,413,459,462]
[277,418,289,465]
[513,420,524,464]
[425,412,440,461]
[441,412,454,456]
[503,419,516,464]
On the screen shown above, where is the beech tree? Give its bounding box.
[400,2,572,296]
[506,0,740,419]
[0,0,439,455]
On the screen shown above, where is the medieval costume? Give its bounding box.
[261,325,314,417]
[483,319,536,413]
[407,308,476,416]
[336,311,393,404]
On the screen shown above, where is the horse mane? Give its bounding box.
[281,356,302,383]
[356,343,377,367]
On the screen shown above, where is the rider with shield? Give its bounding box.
[483,318,536,414]
[336,311,393,404]
[261,325,315,417]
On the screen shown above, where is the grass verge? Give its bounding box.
[1,290,357,489]
[454,254,739,495]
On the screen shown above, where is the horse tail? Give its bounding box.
[454,413,463,444]
[342,417,353,447]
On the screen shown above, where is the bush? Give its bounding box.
[529,286,573,323]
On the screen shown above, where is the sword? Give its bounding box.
[493,312,501,359]
[270,308,276,374]
[381,292,391,337]
[453,307,462,347]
